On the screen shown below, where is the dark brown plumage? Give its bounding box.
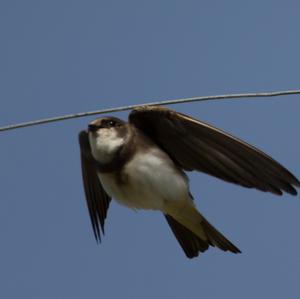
[79,106,299,258]
[129,106,300,195]
[79,131,111,242]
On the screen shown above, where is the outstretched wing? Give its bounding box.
[129,106,300,195]
[79,131,111,242]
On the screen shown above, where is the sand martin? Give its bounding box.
[78,106,299,258]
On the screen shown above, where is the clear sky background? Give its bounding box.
[1,1,300,298]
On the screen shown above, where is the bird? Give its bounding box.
[78,105,300,259]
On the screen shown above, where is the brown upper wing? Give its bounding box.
[129,106,300,195]
[79,131,111,242]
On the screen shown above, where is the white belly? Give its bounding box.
[98,149,190,211]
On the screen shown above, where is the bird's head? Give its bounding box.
[87,117,128,163]
[88,117,126,132]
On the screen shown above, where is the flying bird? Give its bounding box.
[78,106,299,258]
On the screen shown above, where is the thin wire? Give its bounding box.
[1,89,300,132]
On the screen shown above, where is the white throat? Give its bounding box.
[89,128,125,163]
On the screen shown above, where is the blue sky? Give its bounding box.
[1,1,300,298]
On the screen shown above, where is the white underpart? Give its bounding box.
[88,128,125,163]
[98,149,192,212]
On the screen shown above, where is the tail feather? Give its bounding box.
[201,216,241,253]
[165,214,208,258]
[165,212,241,258]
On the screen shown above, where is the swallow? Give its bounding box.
[78,106,299,258]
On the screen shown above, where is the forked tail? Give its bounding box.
[165,209,241,258]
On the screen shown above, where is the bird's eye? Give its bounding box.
[108,120,115,126]
[102,119,116,127]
